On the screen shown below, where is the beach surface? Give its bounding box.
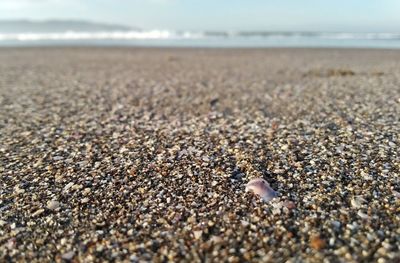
[0,48,399,262]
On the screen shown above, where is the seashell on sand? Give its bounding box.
[245,178,277,202]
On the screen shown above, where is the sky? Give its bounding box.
[0,0,400,32]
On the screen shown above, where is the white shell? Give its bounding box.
[245,178,277,202]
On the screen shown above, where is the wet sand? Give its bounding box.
[0,48,399,262]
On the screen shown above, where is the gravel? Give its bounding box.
[0,47,399,262]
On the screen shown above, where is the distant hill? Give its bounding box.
[0,19,137,33]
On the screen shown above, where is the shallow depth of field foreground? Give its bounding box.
[0,48,399,262]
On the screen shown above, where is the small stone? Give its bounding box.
[61,251,75,260]
[361,171,373,180]
[351,197,364,208]
[130,255,138,262]
[331,220,341,229]
[72,184,83,190]
[193,230,202,240]
[210,236,222,243]
[382,241,392,250]
[32,209,45,217]
[241,220,250,227]
[178,149,187,158]
[357,211,369,219]
[187,216,196,223]
[377,247,387,255]
[6,238,16,249]
[272,205,282,215]
[55,175,63,183]
[63,182,74,192]
[60,238,67,245]
[81,197,89,204]
[47,200,60,210]
[310,235,326,250]
[96,245,104,252]
[82,188,91,195]
[14,186,25,194]
[282,201,296,209]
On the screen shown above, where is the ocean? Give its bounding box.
[1,30,400,48]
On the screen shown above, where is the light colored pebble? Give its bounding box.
[61,251,75,260]
[47,200,60,210]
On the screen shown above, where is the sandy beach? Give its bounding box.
[0,48,399,262]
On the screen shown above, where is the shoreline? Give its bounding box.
[2,45,400,50]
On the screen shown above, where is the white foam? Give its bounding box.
[0,30,399,42]
[0,30,177,41]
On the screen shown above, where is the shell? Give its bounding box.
[245,178,277,202]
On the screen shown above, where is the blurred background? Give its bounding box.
[1,0,400,48]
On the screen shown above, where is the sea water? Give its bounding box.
[1,30,400,48]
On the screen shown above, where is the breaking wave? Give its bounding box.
[1,30,400,48]
[1,30,400,41]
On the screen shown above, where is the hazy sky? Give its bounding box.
[1,0,400,32]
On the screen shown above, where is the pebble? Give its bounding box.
[193,230,202,240]
[357,211,369,219]
[361,171,373,180]
[61,251,75,260]
[331,220,341,229]
[63,182,74,193]
[47,200,60,210]
[32,209,45,217]
[82,188,91,195]
[282,201,296,209]
[350,197,364,208]
[310,235,326,250]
